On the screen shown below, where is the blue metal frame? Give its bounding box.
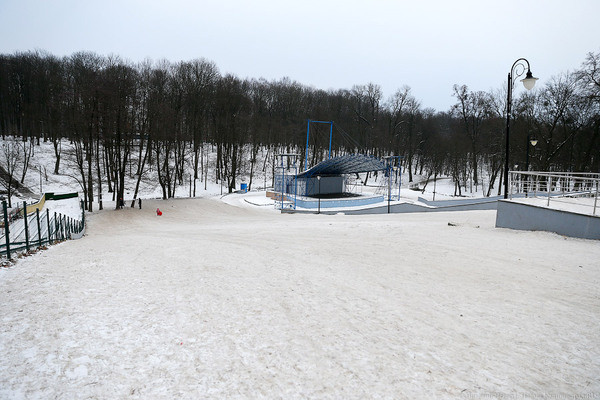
[305,119,334,171]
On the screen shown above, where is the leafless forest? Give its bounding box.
[1,50,598,209]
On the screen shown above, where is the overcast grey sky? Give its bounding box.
[1,0,599,111]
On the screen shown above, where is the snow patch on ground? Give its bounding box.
[43,198,83,220]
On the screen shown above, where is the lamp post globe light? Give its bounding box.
[504,58,539,199]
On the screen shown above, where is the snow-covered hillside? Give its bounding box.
[1,197,599,398]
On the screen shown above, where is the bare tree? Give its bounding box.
[523,73,583,170]
[0,139,21,207]
[573,50,600,171]
[386,86,421,182]
[19,137,34,184]
[452,85,492,191]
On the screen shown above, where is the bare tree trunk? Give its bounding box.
[96,137,103,210]
[53,138,61,175]
[193,142,200,197]
[130,137,151,207]
[19,139,33,184]
[204,144,208,191]
[497,170,503,196]
[86,142,94,212]
[248,142,259,190]
[104,145,113,194]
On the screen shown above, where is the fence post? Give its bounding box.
[54,211,58,242]
[53,212,57,241]
[23,201,30,252]
[57,213,62,240]
[594,179,598,216]
[547,176,552,207]
[46,209,51,245]
[80,200,85,229]
[36,209,42,247]
[2,200,11,260]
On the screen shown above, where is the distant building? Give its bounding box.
[276,154,387,197]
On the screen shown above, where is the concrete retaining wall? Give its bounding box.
[285,198,501,215]
[22,192,79,216]
[338,200,499,215]
[418,195,502,207]
[495,200,600,240]
[295,195,384,209]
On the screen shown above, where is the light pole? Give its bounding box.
[317,175,321,214]
[504,58,539,199]
[525,133,538,172]
[524,134,538,197]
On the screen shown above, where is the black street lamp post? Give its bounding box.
[525,133,538,196]
[525,133,538,172]
[505,58,539,199]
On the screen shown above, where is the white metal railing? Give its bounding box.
[509,171,599,216]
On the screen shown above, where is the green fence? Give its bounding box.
[45,192,79,201]
[1,198,85,260]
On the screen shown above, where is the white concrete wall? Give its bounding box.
[495,200,600,240]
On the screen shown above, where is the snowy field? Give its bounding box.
[1,196,599,399]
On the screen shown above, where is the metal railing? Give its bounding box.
[1,199,85,260]
[509,171,599,216]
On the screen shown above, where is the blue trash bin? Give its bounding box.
[240,183,247,193]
